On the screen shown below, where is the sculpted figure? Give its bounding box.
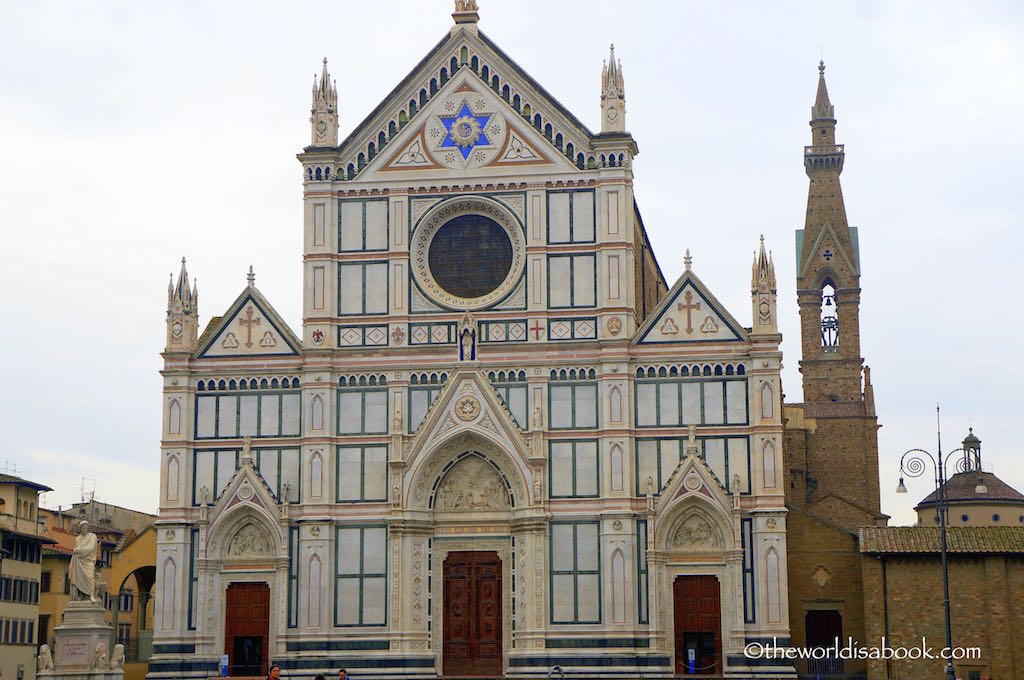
[69,520,98,601]
[110,643,125,669]
[93,641,107,669]
[37,644,54,671]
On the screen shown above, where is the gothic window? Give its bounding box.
[550,521,601,624]
[820,281,839,350]
[547,254,596,308]
[489,374,528,429]
[335,526,387,626]
[287,527,299,628]
[339,199,388,251]
[338,262,388,315]
[549,440,599,498]
[547,190,595,244]
[549,381,598,429]
[337,446,387,502]
[637,520,649,623]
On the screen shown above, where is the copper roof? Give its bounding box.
[859,526,1024,554]
[916,471,1024,508]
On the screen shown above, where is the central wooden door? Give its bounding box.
[443,551,502,677]
[673,575,722,676]
[225,582,270,677]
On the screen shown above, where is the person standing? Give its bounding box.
[267,663,280,679]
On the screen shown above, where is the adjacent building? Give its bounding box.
[0,473,53,680]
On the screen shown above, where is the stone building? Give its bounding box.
[781,60,887,678]
[148,3,797,678]
[860,525,1024,680]
[0,472,53,680]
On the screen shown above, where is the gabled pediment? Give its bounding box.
[655,447,730,516]
[207,447,282,534]
[197,284,301,358]
[405,369,530,467]
[324,27,596,181]
[356,68,578,181]
[635,268,747,344]
[797,222,860,285]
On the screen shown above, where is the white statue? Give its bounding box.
[110,643,125,669]
[37,644,54,671]
[93,641,107,669]
[69,520,98,602]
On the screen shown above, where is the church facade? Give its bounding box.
[150,4,797,678]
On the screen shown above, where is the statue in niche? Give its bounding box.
[673,516,720,549]
[228,523,272,557]
[458,312,476,361]
[69,520,98,601]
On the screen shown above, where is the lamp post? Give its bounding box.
[895,412,985,680]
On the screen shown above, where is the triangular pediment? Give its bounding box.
[207,449,282,531]
[405,368,531,467]
[356,68,578,181]
[798,222,860,285]
[655,448,731,518]
[324,27,595,181]
[197,285,301,358]
[635,269,747,344]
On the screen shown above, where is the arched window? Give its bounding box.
[820,281,839,350]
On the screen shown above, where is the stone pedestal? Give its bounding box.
[39,600,124,680]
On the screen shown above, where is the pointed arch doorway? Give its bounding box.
[442,550,502,677]
[225,582,270,676]
[673,575,722,676]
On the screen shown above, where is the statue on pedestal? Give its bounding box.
[69,520,98,602]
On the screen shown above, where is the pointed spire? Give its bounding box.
[812,60,835,122]
[167,273,174,303]
[752,234,776,288]
[600,43,626,133]
[247,265,256,287]
[173,257,192,306]
[310,58,339,146]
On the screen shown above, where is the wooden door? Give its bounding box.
[443,551,502,677]
[225,582,270,677]
[673,575,722,676]
[806,609,844,676]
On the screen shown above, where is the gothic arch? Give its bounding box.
[811,266,847,291]
[168,399,181,434]
[656,496,733,552]
[208,501,284,561]
[405,430,531,511]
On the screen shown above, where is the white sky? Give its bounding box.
[1,1,1021,524]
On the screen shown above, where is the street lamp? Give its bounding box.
[895,412,985,680]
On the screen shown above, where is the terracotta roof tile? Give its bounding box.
[859,526,1024,554]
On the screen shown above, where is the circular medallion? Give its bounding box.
[412,196,525,310]
[238,484,254,500]
[171,321,183,337]
[454,396,481,421]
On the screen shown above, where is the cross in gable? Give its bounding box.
[677,290,701,335]
[239,306,262,348]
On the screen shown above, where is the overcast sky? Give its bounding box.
[2,1,1021,524]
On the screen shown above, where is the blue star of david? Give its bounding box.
[439,102,491,160]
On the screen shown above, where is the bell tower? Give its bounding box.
[796,61,864,403]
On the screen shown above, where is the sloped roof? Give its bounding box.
[916,471,1024,509]
[0,472,53,492]
[859,526,1024,554]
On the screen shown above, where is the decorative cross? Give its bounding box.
[239,306,261,348]
[676,290,701,334]
[823,249,833,261]
[530,319,544,340]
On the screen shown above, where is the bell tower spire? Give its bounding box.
[600,43,626,133]
[796,61,864,403]
[165,257,198,354]
[310,57,338,147]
